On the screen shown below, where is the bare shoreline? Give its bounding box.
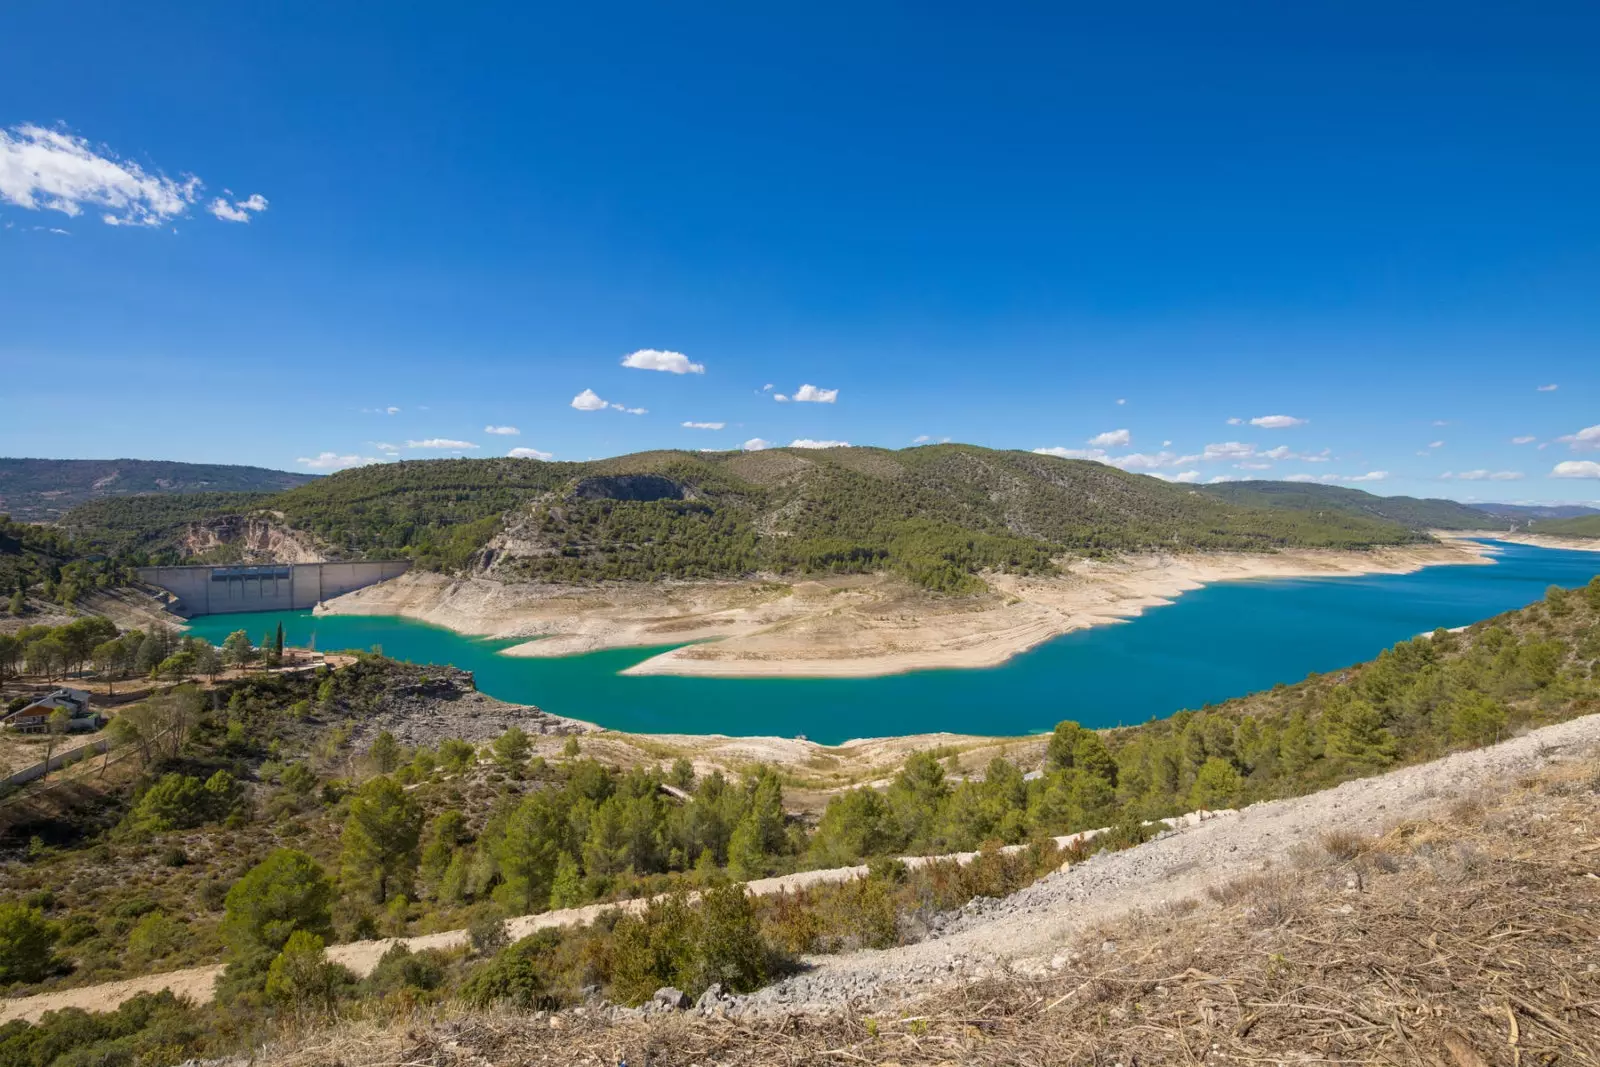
[1476,530,1600,554]
[317,539,1495,679]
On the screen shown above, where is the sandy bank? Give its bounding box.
[621,540,1492,677]
[1486,531,1600,553]
[318,540,1492,679]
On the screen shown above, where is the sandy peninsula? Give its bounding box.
[317,539,1493,679]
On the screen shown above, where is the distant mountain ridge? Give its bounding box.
[56,445,1430,591]
[1196,480,1500,531]
[1526,514,1600,538]
[1470,503,1600,522]
[0,458,316,522]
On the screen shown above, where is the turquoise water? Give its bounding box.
[188,541,1599,744]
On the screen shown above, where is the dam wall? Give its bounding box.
[136,561,411,617]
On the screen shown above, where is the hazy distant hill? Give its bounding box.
[1197,480,1497,531]
[1527,514,1600,538]
[0,458,316,522]
[59,445,1424,591]
[1471,503,1600,522]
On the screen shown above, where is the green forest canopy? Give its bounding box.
[56,446,1438,591]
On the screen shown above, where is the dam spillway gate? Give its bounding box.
[135,560,411,616]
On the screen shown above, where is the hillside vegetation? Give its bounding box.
[1,577,1597,1067]
[1529,513,1600,539]
[1474,502,1600,522]
[1198,479,1496,530]
[0,460,313,523]
[58,447,1424,592]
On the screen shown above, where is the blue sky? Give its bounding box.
[2,2,1597,502]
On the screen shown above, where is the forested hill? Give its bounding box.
[0,458,315,522]
[1198,479,1498,531]
[1528,514,1600,539]
[1473,503,1600,522]
[56,445,1426,592]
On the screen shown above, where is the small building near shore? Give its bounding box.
[2,687,101,734]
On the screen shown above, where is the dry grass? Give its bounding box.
[255,758,1600,1066]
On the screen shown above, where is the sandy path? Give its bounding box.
[317,541,1493,680]
[0,818,1220,1025]
[9,711,1591,1024]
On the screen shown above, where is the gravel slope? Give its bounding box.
[734,711,1600,1014]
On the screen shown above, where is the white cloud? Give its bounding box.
[1428,440,1444,449]
[761,383,774,391]
[620,349,704,374]
[682,421,725,430]
[1557,424,1600,451]
[774,394,790,403]
[913,435,933,444]
[1087,428,1131,448]
[405,438,479,450]
[571,389,609,411]
[1161,440,1172,447]
[1225,417,1243,426]
[1431,420,1450,426]
[296,452,382,471]
[789,384,839,404]
[1116,398,1127,405]
[385,406,400,415]
[1249,415,1306,429]
[484,425,520,435]
[1442,470,1525,481]
[790,439,850,449]
[1191,441,1255,461]
[742,438,772,451]
[1552,460,1600,479]
[508,447,553,460]
[1033,446,1106,461]
[1259,445,1331,463]
[1511,435,1537,445]
[616,405,648,415]
[370,442,399,452]
[1537,384,1559,392]
[207,192,268,223]
[0,123,216,227]
[1236,461,1273,471]
[1284,471,1389,484]
[1114,452,1183,470]
[1168,471,1202,483]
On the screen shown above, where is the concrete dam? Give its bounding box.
[135,561,411,617]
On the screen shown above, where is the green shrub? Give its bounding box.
[0,902,59,983]
[460,943,549,1010]
[363,943,446,999]
[221,849,335,965]
[264,930,352,1011]
[609,885,770,1005]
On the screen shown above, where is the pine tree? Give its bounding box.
[340,776,422,904]
[1188,757,1243,810]
[549,852,584,909]
[369,731,402,774]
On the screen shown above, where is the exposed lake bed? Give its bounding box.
[188,540,1599,744]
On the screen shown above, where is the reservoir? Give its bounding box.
[188,541,1599,744]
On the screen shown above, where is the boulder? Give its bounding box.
[652,986,690,1011]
